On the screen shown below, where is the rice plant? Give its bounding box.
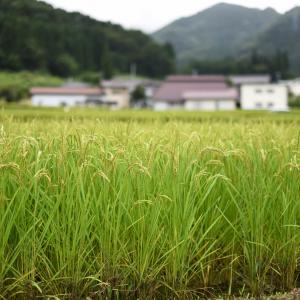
[0,108,299,299]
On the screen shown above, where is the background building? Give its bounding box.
[31,87,104,107]
[240,84,289,111]
[153,75,237,111]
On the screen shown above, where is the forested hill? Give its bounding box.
[0,0,175,78]
[255,7,300,75]
[153,3,279,64]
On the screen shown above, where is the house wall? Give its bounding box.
[218,100,236,110]
[153,100,236,111]
[153,102,183,111]
[185,99,236,111]
[32,95,88,107]
[241,85,288,110]
[103,88,130,108]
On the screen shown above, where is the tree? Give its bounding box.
[100,42,113,79]
[130,85,146,105]
[0,0,176,78]
[48,54,79,78]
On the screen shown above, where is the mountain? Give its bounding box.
[255,7,300,74]
[0,0,175,78]
[153,3,280,64]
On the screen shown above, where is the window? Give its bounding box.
[255,89,262,93]
[267,89,274,94]
[267,102,274,108]
[255,102,262,108]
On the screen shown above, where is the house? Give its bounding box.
[153,75,238,111]
[101,80,131,109]
[102,78,161,108]
[229,75,272,107]
[31,85,132,109]
[240,84,289,111]
[31,86,106,107]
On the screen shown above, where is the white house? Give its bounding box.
[31,87,106,107]
[240,84,289,111]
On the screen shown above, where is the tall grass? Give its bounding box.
[0,108,299,299]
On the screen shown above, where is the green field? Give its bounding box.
[0,107,300,299]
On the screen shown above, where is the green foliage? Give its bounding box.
[100,42,114,79]
[153,3,279,64]
[49,54,79,78]
[78,72,101,86]
[0,72,63,102]
[130,85,146,104]
[0,0,175,78]
[184,51,291,79]
[289,96,300,108]
[153,3,300,75]
[257,7,300,75]
[0,109,299,298]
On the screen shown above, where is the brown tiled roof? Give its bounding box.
[153,75,231,102]
[30,87,103,95]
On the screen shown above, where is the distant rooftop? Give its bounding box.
[167,75,226,83]
[31,87,103,95]
[102,78,161,92]
[230,75,271,85]
[183,89,238,100]
[154,74,234,102]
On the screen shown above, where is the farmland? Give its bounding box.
[0,107,300,299]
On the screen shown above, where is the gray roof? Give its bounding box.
[230,75,271,85]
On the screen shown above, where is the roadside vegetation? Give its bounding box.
[0,108,299,299]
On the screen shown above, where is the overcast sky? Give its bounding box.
[42,0,299,32]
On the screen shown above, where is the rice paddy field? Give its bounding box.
[0,106,300,299]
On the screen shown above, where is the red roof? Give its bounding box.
[153,75,232,102]
[30,87,103,95]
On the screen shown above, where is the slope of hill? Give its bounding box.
[255,7,300,74]
[153,3,279,64]
[0,0,175,78]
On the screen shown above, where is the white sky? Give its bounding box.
[41,0,300,33]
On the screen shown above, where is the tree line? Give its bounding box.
[183,50,292,80]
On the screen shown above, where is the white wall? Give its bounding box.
[153,102,183,111]
[241,85,288,110]
[154,100,236,111]
[32,95,88,107]
[185,100,216,111]
[217,100,236,110]
[185,100,236,111]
